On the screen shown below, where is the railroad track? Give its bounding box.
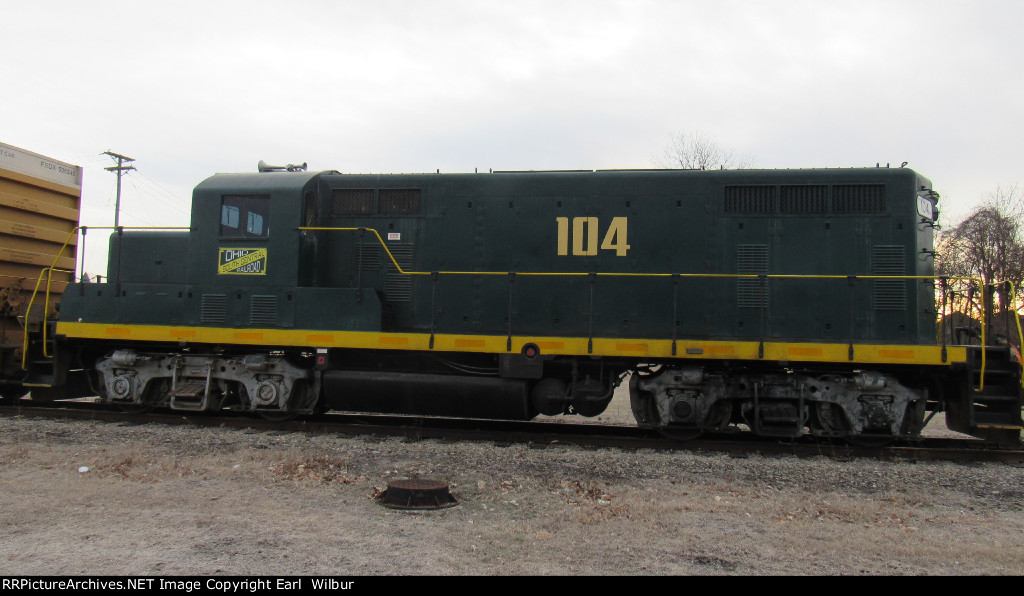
[3,400,1023,464]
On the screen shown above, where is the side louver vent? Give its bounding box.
[250,295,279,326]
[356,241,382,270]
[201,294,227,324]
[384,243,414,302]
[872,245,906,311]
[737,244,769,308]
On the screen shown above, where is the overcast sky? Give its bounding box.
[3,1,1022,272]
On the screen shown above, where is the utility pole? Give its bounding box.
[103,151,135,227]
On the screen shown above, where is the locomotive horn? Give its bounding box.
[258,160,308,173]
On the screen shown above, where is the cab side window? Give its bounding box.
[221,195,270,239]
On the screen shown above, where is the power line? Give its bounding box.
[132,169,191,213]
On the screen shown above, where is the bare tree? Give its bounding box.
[936,185,1024,341]
[937,185,1024,286]
[652,130,756,170]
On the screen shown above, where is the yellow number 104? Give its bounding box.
[556,217,631,257]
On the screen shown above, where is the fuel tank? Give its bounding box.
[322,370,533,420]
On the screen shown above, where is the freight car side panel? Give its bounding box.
[0,142,81,380]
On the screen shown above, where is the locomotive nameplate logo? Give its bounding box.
[218,248,267,275]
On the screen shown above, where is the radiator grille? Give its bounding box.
[780,185,828,213]
[724,184,887,214]
[834,184,886,212]
[725,186,775,213]
[332,189,375,215]
[379,189,422,215]
[331,188,422,215]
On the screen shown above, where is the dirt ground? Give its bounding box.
[2,388,1023,576]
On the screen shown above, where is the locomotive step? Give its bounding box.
[973,411,1023,424]
[971,393,1021,402]
[169,381,208,399]
[24,361,55,386]
[754,405,802,437]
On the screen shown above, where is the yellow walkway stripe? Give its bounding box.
[56,321,968,367]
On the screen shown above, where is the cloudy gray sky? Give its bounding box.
[3,0,1022,272]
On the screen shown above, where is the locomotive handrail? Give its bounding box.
[1010,281,1024,388]
[20,225,192,372]
[21,224,88,370]
[1009,282,1024,364]
[299,226,974,280]
[20,266,74,367]
[992,280,1024,389]
[297,227,980,282]
[991,280,1024,359]
[299,225,997,390]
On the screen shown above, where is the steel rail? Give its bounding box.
[3,401,1022,464]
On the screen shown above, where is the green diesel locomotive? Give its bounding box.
[7,165,1023,444]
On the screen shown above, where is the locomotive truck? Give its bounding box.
[3,162,1022,445]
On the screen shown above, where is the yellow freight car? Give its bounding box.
[0,141,81,382]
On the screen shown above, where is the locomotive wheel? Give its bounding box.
[815,402,894,447]
[813,402,847,435]
[257,380,318,422]
[628,383,702,440]
[117,378,166,414]
[628,380,659,427]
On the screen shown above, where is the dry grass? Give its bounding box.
[1,416,1022,575]
[270,452,361,484]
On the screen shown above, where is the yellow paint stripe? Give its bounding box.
[878,349,916,359]
[55,321,969,367]
[788,347,823,357]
